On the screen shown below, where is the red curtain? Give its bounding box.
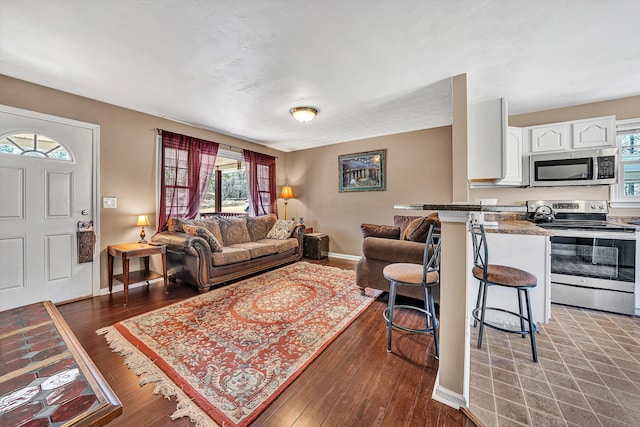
[243,150,277,216]
[159,130,219,230]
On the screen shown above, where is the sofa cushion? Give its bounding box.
[257,238,298,253]
[403,213,440,243]
[182,224,223,253]
[217,216,251,245]
[360,223,401,239]
[246,214,278,241]
[229,242,278,259]
[167,218,189,232]
[198,217,224,244]
[266,220,296,239]
[211,246,251,266]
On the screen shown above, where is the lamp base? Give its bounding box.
[139,227,147,244]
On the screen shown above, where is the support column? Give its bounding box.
[432,210,470,409]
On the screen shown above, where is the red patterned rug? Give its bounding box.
[98,262,381,427]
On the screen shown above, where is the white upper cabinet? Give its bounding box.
[571,116,615,149]
[468,98,506,180]
[500,126,523,185]
[468,99,525,186]
[527,115,615,153]
[530,123,569,152]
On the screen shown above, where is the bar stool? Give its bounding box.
[383,224,441,358]
[470,224,538,362]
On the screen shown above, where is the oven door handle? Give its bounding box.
[551,229,638,240]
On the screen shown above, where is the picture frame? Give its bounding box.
[338,149,386,192]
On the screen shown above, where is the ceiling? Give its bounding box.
[1,1,638,152]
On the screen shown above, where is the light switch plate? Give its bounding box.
[103,197,117,208]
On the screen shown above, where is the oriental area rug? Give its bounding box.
[98,262,381,427]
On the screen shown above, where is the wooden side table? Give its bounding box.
[107,242,167,306]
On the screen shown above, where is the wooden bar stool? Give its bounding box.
[470,224,538,362]
[383,224,441,358]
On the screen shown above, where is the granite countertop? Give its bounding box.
[394,203,527,213]
[482,220,552,236]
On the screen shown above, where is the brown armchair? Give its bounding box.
[355,214,440,302]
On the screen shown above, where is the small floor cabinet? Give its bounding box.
[303,233,329,260]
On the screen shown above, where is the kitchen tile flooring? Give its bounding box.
[469,304,640,427]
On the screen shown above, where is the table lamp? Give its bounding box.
[136,214,150,243]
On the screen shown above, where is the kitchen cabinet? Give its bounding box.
[468,99,525,186]
[500,126,523,185]
[530,123,569,152]
[527,115,615,153]
[571,116,615,149]
[467,232,551,326]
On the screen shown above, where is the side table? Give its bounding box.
[107,242,167,306]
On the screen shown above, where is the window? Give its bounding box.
[0,133,71,161]
[199,149,249,214]
[610,119,640,207]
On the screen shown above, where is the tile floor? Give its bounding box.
[469,304,640,427]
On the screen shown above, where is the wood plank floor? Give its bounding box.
[56,258,475,427]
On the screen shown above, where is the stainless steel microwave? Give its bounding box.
[529,148,617,187]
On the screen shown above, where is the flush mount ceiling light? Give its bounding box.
[290,107,318,123]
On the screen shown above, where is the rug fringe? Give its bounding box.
[97,327,220,427]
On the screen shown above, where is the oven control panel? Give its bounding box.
[526,200,608,214]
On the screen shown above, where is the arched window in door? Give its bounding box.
[0,133,72,161]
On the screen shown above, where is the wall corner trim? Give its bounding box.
[431,371,468,409]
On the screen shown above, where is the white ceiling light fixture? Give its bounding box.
[290,107,318,123]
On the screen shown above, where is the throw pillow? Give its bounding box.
[403,213,440,243]
[217,216,251,245]
[246,213,278,241]
[182,224,223,252]
[266,220,296,240]
[167,218,193,233]
[360,224,401,239]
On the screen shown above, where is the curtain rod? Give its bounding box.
[155,128,278,158]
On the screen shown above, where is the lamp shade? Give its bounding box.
[136,214,150,227]
[290,107,317,123]
[279,185,294,200]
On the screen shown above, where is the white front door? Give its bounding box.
[0,105,98,310]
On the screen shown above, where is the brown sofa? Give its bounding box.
[355,214,440,301]
[152,214,304,292]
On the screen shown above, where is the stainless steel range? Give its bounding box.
[526,200,637,315]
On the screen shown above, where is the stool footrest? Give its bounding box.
[384,305,439,334]
[472,307,537,335]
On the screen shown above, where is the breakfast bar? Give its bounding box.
[393,203,541,410]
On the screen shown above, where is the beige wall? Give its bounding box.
[3,74,638,278]
[471,95,640,216]
[285,127,452,256]
[0,75,288,289]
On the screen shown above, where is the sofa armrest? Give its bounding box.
[152,231,214,289]
[362,237,424,264]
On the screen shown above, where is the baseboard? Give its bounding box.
[327,252,361,261]
[431,371,468,409]
[98,277,164,296]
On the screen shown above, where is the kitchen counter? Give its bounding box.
[481,219,552,236]
[394,203,527,213]
[394,203,550,236]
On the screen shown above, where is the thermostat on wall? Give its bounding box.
[102,197,117,208]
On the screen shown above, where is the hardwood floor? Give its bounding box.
[56,258,475,427]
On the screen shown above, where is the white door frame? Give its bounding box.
[0,104,101,298]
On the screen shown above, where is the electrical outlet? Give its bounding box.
[103,197,117,208]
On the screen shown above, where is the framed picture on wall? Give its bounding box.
[338,149,386,192]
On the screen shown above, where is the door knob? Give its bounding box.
[81,209,89,216]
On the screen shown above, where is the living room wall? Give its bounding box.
[285,127,453,256]
[0,75,288,290]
